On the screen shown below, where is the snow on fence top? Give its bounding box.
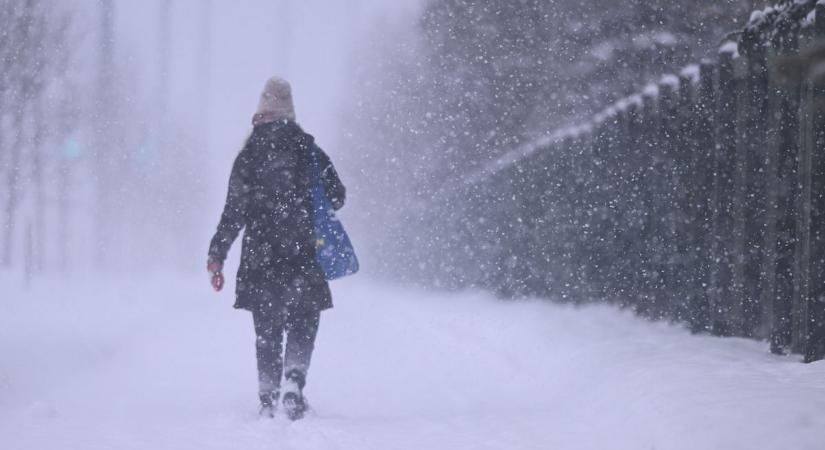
[680,65,701,85]
[614,94,643,113]
[460,133,554,186]
[744,0,820,36]
[719,41,740,57]
[750,9,767,27]
[642,83,660,98]
[803,8,816,28]
[659,74,680,90]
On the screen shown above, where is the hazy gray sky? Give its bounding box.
[108,0,420,176]
[74,0,425,265]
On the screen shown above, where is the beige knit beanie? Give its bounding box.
[254,76,296,123]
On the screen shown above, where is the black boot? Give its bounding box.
[282,370,307,421]
[258,391,279,418]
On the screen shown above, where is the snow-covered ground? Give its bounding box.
[1,275,824,450]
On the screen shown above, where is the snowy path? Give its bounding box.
[2,276,824,450]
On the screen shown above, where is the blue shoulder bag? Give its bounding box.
[310,147,359,280]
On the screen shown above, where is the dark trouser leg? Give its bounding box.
[283,309,320,391]
[252,308,286,398]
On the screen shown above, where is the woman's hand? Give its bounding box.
[207,258,225,292]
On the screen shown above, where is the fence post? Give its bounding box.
[613,107,634,305]
[588,119,611,299]
[494,167,517,297]
[688,60,717,333]
[517,150,544,298]
[555,136,575,301]
[624,100,646,311]
[606,109,625,301]
[574,129,596,301]
[795,20,815,355]
[510,158,530,297]
[737,28,772,338]
[658,78,682,320]
[801,4,825,362]
[479,179,501,292]
[500,161,529,298]
[712,43,741,336]
[526,144,556,298]
[676,70,698,324]
[769,17,801,354]
[637,90,658,318]
[797,72,813,356]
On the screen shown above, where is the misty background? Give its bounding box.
[0,0,420,279]
[1,0,764,283]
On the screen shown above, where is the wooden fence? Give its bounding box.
[437,0,825,363]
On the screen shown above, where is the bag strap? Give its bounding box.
[309,144,319,176]
[309,145,327,217]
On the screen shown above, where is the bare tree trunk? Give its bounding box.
[31,98,46,274]
[3,95,34,269]
[24,221,33,285]
[56,91,75,274]
[1,122,23,268]
[1,0,34,268]
[94,0,115,269]
[58,146,70,273]
[52,14,74,275]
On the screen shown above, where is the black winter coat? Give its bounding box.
[208,120,346,312]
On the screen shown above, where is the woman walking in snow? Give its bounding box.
[207,76,346,420]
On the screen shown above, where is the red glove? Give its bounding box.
[207,259,224,292]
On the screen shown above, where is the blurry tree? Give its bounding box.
[94,0,116,269]
[0,0,218,277]
[418,0,764,174]
[0,0,73,270]
[345,0,769,282]
[340,23,434,278]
